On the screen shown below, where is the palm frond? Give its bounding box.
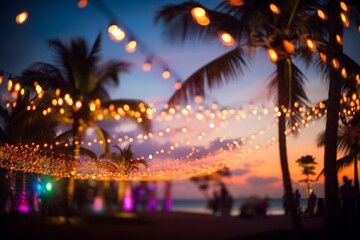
[316,154,357,180]
[94,126,111,153]
[168,47,250,107]
[17,62,66,90]
[92,60,131,97]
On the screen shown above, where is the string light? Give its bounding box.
[108,24,125,42]
[306,39,317,52]
[125,39,137,53]
[340,12,350,28]
[191,7,210,26]
[162,69,171,79]
[269,3,281,15]
[340,1,348,12]
[317,9,327,21]
[142,59,152,71]
[16,11,28,24]
[283,40,295,54]
[267,48,278,63]
[218,31,235,46]
[78,0,88,8]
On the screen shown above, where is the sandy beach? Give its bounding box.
[2,211,358,240]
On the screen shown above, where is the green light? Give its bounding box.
[45,182,53,191]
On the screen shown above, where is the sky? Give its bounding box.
[0,0,359,200]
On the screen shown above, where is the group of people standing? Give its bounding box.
[283,175,356,219]
[209,183,233,217]
[283,188,324,217]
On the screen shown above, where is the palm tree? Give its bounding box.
[296,155,317,196]
[17,33,151,222]
[0,91,59,214]
[321,0,360,227]
[99,144,147,211]
[317,112,360,217]
[155,0,329,229]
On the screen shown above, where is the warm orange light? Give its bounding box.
[267,48,278,63]
[174,81,182,90]
[340,12,350,27]
[331,58,340,69]
[227,0,244,6]
[14,83,21,92]
[191,7,206,18]
[196,16,210,26]
[194,95,203,103]
[125,40,137,53]
[269,3,281,15]
[316,9,327,21]
[89,102,96,111]
[16,11,28,24]
[7,78,13,91]
[340,1,348,12]
[356,74,360,84]
[283,40,295,54]
[108,24,125,42]
[336,34,342,45]
[341,67,347,78]
[358,24,360,33]
[78,0,88,8]
[0,74,3,84]
[306,39,317,52]
[143,60,152,71]
[191,7,210,26]
[218,31,235,46]
[162,70,171,79]
[319,52,327,62]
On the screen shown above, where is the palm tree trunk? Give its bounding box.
[117,180,126,210]
[353,146,360,219]
[277,59,303,230]
[324,0,342,228]
[307,176,311,197]
[65,113,80,224]
[0,168,8,215]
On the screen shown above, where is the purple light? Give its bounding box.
[164,197,172,212]
[148,182,156,191]
[122,185,134,212]
[93,196,103,212]
[18,203,30,213]
[18,191,30,213]
[33,193,39,212]
[148,196,157,212]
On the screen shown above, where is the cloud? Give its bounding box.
[246,176,279,187]
[231,168,249,176]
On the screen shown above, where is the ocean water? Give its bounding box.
[170,198,309,216]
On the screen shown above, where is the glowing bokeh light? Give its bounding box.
[16,11,28,24]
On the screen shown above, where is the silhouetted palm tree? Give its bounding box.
[17,33,151,222]
[0,91,59,214]
[155,0,330,229]
[99,144,147,211]
[317,112,360,217]
[296,155,317,196]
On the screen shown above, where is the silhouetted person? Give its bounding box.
[307,191,317,216]
[339,176,355,225]
[316,197,324,217]
[294,189,301,215]
[257,197,269,217]
[212,190,220,216]
[283,193,289,215]
[219,183,231,217]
